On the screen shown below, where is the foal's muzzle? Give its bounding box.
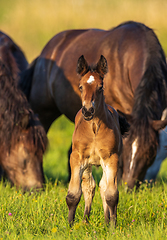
[82,106,95,121]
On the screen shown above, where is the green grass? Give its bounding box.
[1,0,167,239]
[43,116,74,183]
[0,176,167,239]
[1,117,167,239]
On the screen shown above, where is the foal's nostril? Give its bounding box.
[82,106,95,120]
[82,106,94,116]
[89,107,95,114]
[82,106,87,115]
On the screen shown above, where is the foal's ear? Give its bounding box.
[77,55,89,76]
[96,55,108,78]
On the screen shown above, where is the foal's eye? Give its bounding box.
[79,85,83,92]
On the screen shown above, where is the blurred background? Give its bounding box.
[1,0,167,182]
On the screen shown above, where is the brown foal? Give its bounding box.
[66,55,124,227]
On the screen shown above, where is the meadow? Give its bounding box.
[0,0,167,239]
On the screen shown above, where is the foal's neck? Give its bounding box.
[91,99,108,134]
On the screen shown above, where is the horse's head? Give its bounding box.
[120,111,167,189]
[77,55,108,121]
[0,61,47,191]
[1,113,47,191]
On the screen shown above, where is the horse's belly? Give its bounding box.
[88,154,101,166]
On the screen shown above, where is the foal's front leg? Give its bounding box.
[99,171,110,224]
[100,155,119,227]
[82,165,96,222]
[66,151,83,226]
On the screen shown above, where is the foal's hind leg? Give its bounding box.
[81,166,96,222]
[66,152,83,226]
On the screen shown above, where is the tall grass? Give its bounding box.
[0,179,167,239]
[0,0,167,239]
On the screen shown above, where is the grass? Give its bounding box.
[1,0,167,239]
[1,116,167,239]
[0,176,167,239]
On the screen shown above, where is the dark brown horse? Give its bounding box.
[19,21,167,189]
[0,32,47,191]
[66,55,127,227]
[0,31,28,80]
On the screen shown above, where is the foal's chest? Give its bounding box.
[80,128,116,166]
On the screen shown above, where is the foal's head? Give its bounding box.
[77,55,108,120]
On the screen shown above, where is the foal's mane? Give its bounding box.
[127,23,167,156]
[0,61,47,153]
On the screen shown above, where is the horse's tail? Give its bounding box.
[18,57,38,100]
[129,27,167,149]
[134,25,167,117]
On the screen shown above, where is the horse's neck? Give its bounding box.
[91,101,108,134]
[95,97,108,119]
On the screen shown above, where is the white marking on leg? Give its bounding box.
[161,108,167,120]
[101,161,113,184]
[130,138,138,170]
[87,75,95,84]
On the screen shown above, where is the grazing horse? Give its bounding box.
[19,21,167,189]
[0,31,28,80]
[0,41,47,190]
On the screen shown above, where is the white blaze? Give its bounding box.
[130,138,138,170]
[87,75,95,84]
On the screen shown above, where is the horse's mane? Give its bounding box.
[0,44,19,81]
[127,25,167,158]
[110,20,152,32]
[19,57,38,100]
[0,31,28,81]
[0,61,47,154]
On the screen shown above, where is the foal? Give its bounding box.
[66,55,124,227]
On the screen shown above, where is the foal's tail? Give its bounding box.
[18,57,38,100]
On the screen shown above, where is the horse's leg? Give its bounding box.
[66,151,83,226]
[101,156,119,227]
[39,109,62,133]
[81,165,96,222]
[67,144,72,181]
[99,171,110,224]
[117,155,123,185]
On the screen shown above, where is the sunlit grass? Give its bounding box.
[0,179,167,239]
